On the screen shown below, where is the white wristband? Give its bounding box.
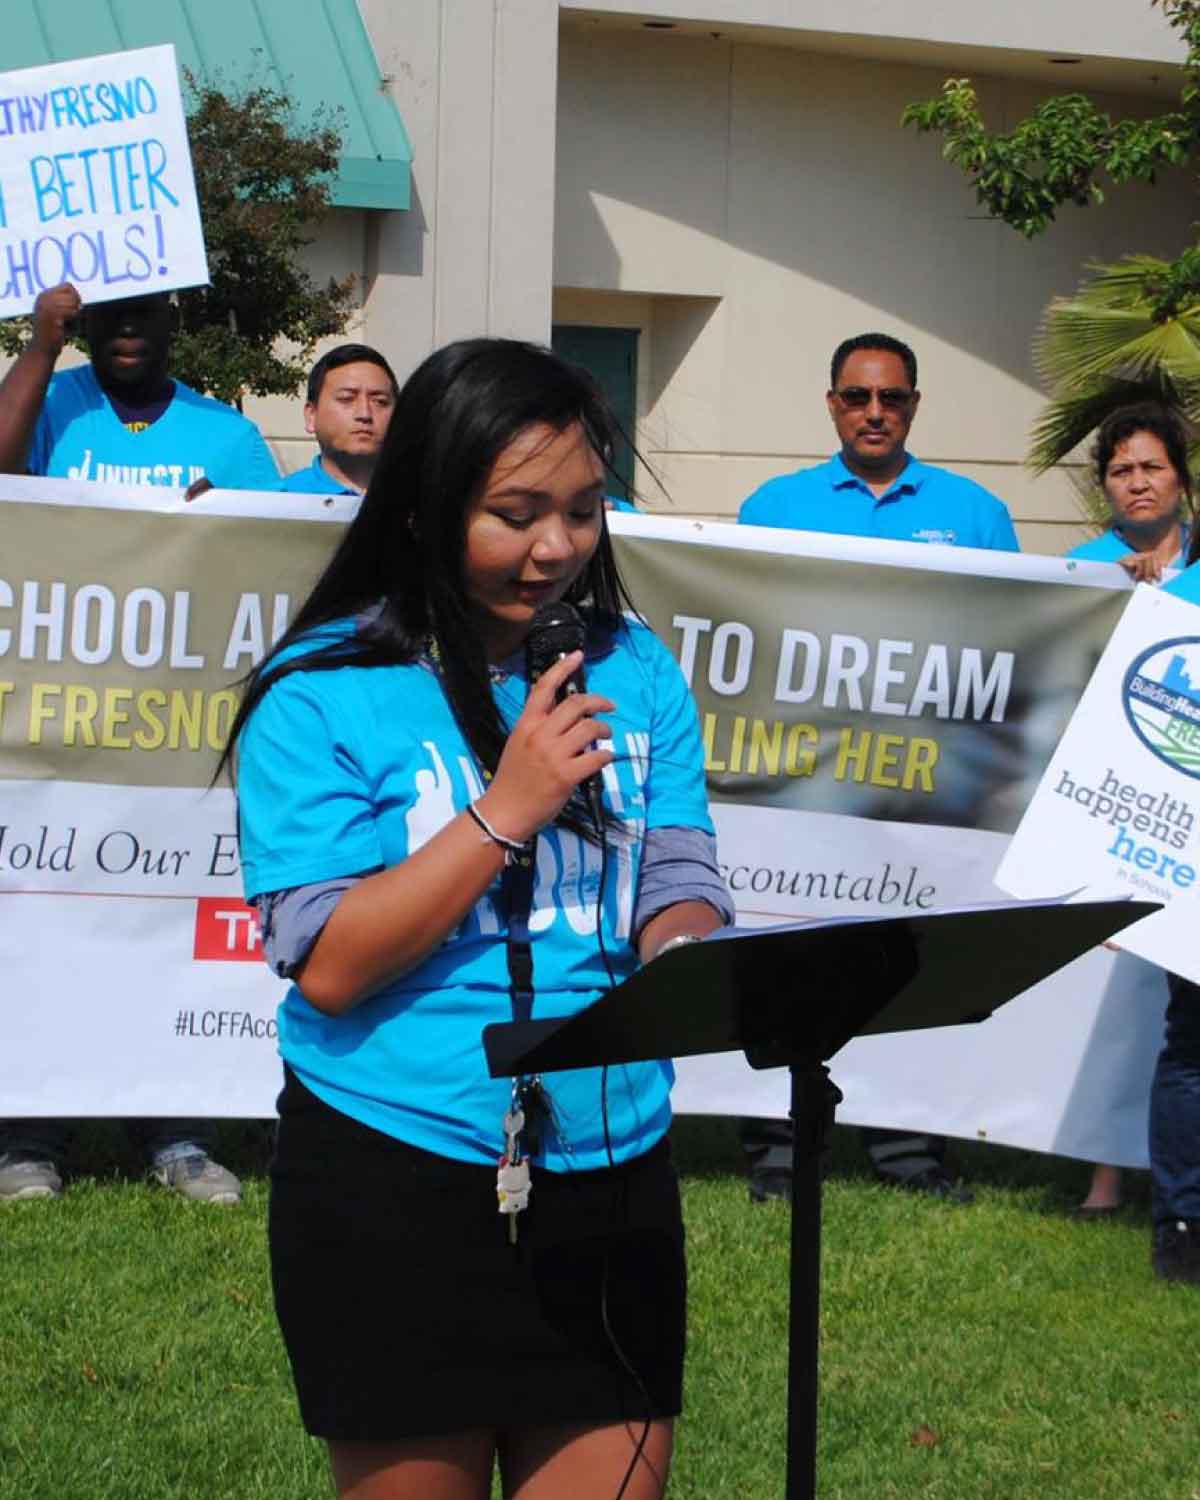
[466,801,532,867]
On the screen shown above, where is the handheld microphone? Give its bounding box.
[525,600,605,830]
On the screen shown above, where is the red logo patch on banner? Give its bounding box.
[193,897,263,961]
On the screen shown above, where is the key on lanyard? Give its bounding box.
[498,1107,531,1243]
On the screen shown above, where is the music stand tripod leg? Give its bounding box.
[785,1061,842,1500]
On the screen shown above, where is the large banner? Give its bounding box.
[0,479,350,1116]
[0,46,208,315]
[618,522,1168,1163]
[0,479,1169,1164]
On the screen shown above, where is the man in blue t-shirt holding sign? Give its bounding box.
[0,282,279,493]
[0,280,280,1206]
[736,332,1021,1204]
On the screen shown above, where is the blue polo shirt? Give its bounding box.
[738,452,1020,551]
[276,455,360,495]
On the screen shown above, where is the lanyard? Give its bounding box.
[499,837,555,1163]
[501,836,537,1024]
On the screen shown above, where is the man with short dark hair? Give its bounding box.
[0,280,280,1205]
[735,333,1020,1204]
[740,332,1019,550]
[277,343,398,495]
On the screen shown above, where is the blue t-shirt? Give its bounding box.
[1068,525,1188,565]
[275,454,359,495]
[236,617,713,1172]
[1164,560,1200,606]
[739,452,1020,551]
[30,364,280,490]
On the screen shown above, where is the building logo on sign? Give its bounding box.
[1123,636,1200,780]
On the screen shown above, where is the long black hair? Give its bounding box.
[219,338,637,806]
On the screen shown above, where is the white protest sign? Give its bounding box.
[996,584,1200,982]
[0,45,208,316]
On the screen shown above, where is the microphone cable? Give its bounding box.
[591,803,657,1500]
[524,604,662,1495]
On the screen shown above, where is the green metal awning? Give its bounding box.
[8,0,412,210]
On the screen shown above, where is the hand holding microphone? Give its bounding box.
[476,603,613,841]
[524,601,609,830]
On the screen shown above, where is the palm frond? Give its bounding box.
[1028,378,1178,474]
[1028,255,1200,473]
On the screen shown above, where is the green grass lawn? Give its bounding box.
[1,1119,1196,1499]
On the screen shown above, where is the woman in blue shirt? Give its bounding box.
[1144,488,1200,1282]
[1070,405,1192,1220]
[224,339,731,1497]
[1069,403,1192,585]
[1067,405,1200,1279]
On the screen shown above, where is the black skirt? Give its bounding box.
[268,1069,687,1441]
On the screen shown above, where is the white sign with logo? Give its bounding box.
[996,584,1200,983]
[0,45,208,316]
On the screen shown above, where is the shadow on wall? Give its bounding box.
[648,295,721,411]
[366,176,427,294]
[554,28,1193,396]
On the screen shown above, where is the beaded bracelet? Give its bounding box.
[466,801,533,867]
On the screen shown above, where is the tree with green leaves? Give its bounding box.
[0,73,356,408]
[902,0,1200,514]
[901,0,1199,275]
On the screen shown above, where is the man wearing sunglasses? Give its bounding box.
[735,334,1019,1204]
[739,332,1018,549]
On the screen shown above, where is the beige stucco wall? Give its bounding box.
[1,1,563,481]
[569,0,1187,70]
[553,23,1197,551]
[246,0,562,478]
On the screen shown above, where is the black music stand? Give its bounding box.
[484,896,1158,1500]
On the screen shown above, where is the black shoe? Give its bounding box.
[1152,1220,1200,1284]
[881,1164,974,1204]
[748,1166,793,1204]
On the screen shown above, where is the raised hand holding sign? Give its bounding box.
[0,46,208,317]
